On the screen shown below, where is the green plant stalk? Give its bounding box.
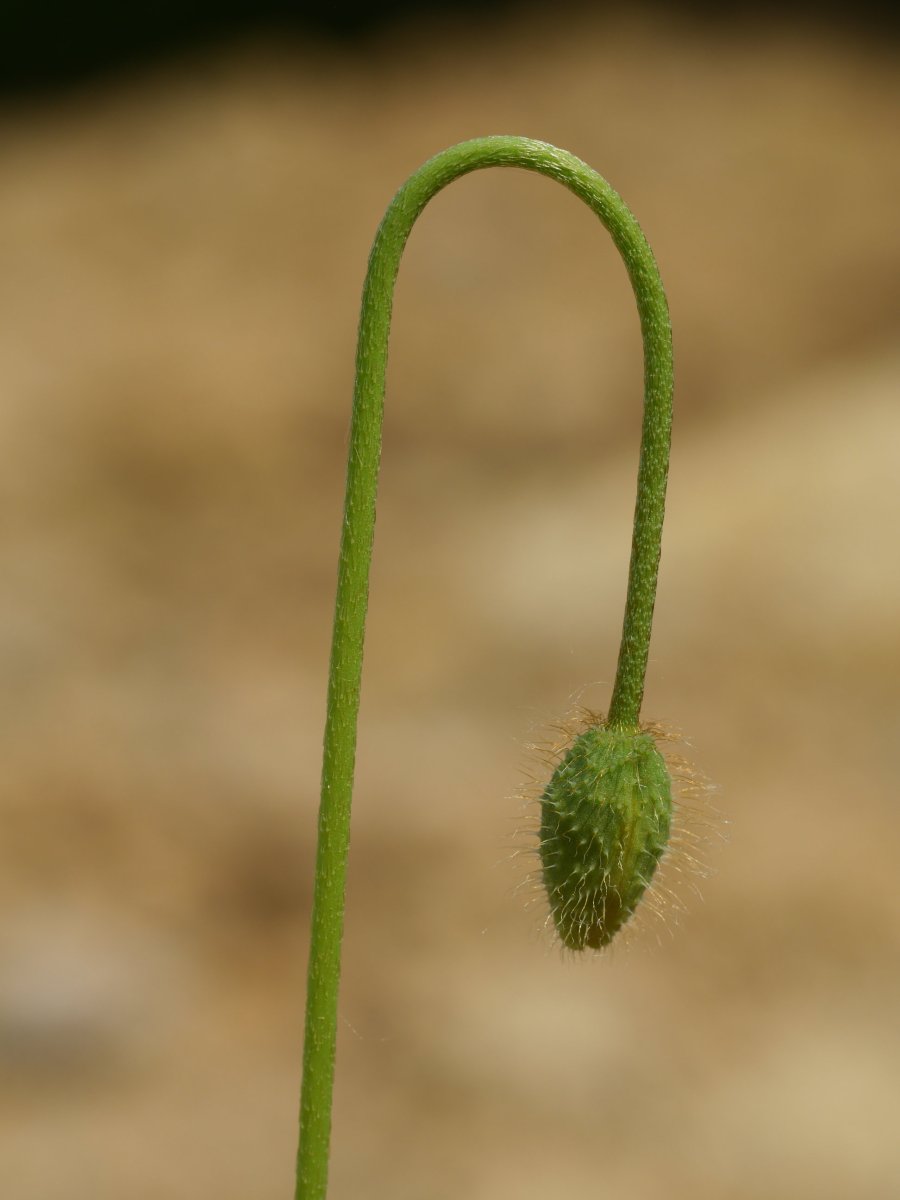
[295,136,673,1199]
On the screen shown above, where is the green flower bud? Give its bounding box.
[540,725,673,950]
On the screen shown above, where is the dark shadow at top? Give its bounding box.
[2,0,898,100]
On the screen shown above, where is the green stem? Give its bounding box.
[295,136,673,1199]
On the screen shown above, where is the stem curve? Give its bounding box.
[296,136,673,1199]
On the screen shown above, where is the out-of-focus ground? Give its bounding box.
[1,10,899,1199]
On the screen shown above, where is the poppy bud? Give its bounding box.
[540,725,673,950]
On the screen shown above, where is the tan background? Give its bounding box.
[1,9,899,1198]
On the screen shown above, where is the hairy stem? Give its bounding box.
[295,136,673,1199]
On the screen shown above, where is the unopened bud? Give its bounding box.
[540,725,673,950]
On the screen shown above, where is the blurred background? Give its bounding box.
[1,3,898,1197]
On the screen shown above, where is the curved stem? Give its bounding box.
[295,136,673,1198]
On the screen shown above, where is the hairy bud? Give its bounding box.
[540,725,673,950]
